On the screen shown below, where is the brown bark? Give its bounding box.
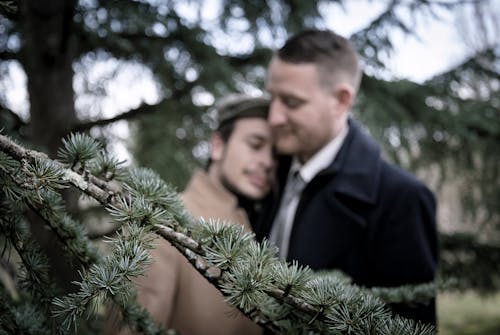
[22,0,78,156]
[20,0,81,292]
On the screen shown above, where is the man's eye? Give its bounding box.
[282,97,303,109]
[248,140,264,150]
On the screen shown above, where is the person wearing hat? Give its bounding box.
[108,94,273,335]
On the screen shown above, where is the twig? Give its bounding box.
[0,134,118,206]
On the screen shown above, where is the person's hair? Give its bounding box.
[216,118,237,143]
[204,120,234,170]
[277,29,362,94]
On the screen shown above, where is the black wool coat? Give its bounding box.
[253,120,439,324]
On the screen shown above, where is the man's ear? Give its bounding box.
[209,132,225,162]
[335,84,354,111]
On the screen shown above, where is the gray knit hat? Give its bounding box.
[215,93,270,127]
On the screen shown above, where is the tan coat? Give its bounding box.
[124,170,262,335]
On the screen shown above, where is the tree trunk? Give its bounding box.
[20,0,81,291]
[22,0,78,156]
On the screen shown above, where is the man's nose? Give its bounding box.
[268,100,286,126]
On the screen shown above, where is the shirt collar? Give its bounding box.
[291,125,349,183]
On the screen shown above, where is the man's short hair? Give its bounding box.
[277,29,362,93]
[215,93,270,142]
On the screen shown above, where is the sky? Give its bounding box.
[323,1,467,82]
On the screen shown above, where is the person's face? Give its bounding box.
[211,117,275,200]
[266,57,352,163]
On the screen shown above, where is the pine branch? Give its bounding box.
[0,258,18,302]
[0,1,17,14]
[0,288,53,335]
[0,102,27,131]
[0,133,437,334]
[0,1,19,21]
[0,158,100,266]
[72,101,163,133]
[368,281,442,307]
[440,232,500,292]
[0,134,168,335]
[71,78,197,133]
[0,134,117,206]
[0,204,57,334]
[0,50,17,60]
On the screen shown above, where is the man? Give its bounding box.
[111,94,273,334]
[253,29,438,324]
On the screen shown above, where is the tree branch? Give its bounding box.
[0,257,19,301]
[0,0,19,20]
[73,101,162,132]
[0,133,435,334]
[0,132,318,331]
[225,48,272,68]
[0,50,18,60]
[0,134,117,206]
[72,78,198,132]
[0,102,28,131]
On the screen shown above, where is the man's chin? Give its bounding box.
[276,142,298,156]
[243,186,268,201]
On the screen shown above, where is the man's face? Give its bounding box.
[266,57,350,163]
[213,117,275,200]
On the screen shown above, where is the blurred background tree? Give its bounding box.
[1,0,499,333]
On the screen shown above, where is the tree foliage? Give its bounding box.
[0,131,438,334]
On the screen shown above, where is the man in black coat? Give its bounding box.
[253,29,439,324]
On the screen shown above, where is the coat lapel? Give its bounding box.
[316,119,382,205]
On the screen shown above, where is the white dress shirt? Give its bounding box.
[272,126,349,259]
